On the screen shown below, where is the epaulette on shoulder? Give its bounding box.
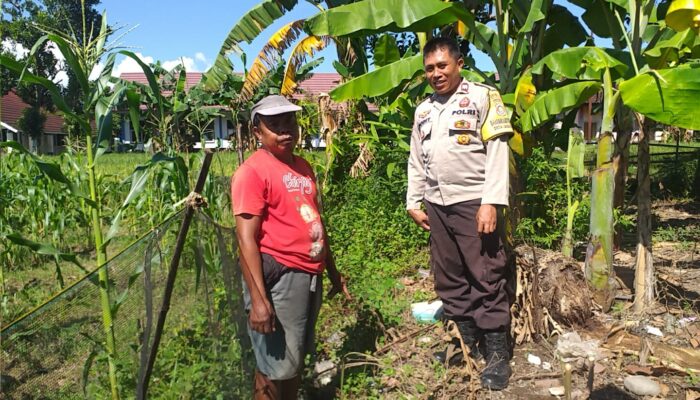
[471,82,497,92]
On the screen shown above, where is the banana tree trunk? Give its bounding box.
[585,69,617,310]
[633,114,654,312]
[613,129,631,249]
[585,132,616,310]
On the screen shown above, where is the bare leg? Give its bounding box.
[279,375,301,400]
[254,370,279,400]
[253,370,301,400]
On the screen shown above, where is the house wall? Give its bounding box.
[213,116,231,140]
[575,105,603,141]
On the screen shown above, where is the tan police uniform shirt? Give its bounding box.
[406,79,512,210]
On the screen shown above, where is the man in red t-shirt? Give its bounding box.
[231,95,349,400]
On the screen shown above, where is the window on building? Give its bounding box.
[54,134,67,147]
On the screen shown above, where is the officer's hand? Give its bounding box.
[408,209,430,231]
[476,204,497,235]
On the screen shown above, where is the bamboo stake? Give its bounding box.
[138,151,213,399]
[564,363,573,400]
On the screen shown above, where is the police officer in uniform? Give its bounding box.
[406,37,513,390]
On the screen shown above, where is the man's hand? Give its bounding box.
[408,209,430,231]
[249,298,276,334]
[326,267,351,300]
[476,204,497,234]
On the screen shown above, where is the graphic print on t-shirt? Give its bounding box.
[282,171,325,262]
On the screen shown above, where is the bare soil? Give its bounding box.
[313,199,700,399]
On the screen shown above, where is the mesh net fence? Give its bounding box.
[1,209,254,399]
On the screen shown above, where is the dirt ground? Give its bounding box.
[315,199,700,399]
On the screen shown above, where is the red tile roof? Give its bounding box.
[293,73,342,100]
[119,72,206,91]
[1,91,65,134]
[118,71,343,99]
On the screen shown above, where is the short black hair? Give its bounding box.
[253,114,261,127]
[423,37,461,61]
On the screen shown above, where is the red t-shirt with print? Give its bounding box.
[231,149,325,274]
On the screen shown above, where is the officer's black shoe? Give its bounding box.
[480,331,511,390]
[434,319,482,365]
[456,319,483,361]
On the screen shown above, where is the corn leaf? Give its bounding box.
[0,55,76,118]
[5,233,85,271]
[46,33,90,96]
[119,50,164,117]
[517,81,602,133]
[0,141,95,207]
[95,85,127,159]
[619,63,700,130]
[330,54,424,101]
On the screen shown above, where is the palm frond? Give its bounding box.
[281,35,331,95]
[240,19,305,100]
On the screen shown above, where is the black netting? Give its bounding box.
[1,209,254,399]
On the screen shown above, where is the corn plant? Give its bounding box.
[0,4,158,397]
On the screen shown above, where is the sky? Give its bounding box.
[4,0,592,80]
[100,0,341,76]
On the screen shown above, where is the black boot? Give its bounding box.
[481,331,511,390]
[434,319,482,365]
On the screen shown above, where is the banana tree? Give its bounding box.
[526,16,700,311]
[0,8,155,398]
[303,0,601,159]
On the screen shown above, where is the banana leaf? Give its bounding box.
[567,129,586,178]
[374,34,400,67]
[542,5,588,55]
[619,63,700,130]
[531,47,628,80]
[567,0,626,41]
[518,0,547,34]
[305,0,468,37]
[330,54,424,101]
[517,81,602,133]
[644,29,699,68]
[203,0,298,91]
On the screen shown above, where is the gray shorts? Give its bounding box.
[243,253,322,380]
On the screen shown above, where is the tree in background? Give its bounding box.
[16,105,47,151]
[1,0,105,143]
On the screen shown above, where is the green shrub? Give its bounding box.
[515,148,590,249]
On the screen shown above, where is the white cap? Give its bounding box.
[251,95,302,122]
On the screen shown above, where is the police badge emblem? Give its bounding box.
[459,97,470,108]
[457,134,470,145]
[454,120,470,129]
